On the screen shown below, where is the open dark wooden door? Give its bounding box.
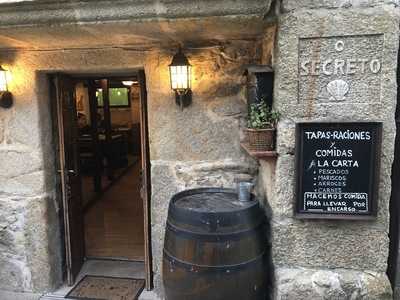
[138,70,153,290]
[87,80,102,195]
[54,74,85,286]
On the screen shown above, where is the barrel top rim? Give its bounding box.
[170,187,258,213]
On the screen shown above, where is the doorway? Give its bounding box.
[51,72,152,291]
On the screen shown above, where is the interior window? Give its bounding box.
[97,87,130,107]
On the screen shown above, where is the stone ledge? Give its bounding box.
[241,142,278,159]
[0,0,272,27]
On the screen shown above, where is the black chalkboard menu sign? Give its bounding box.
[295,122,382,219]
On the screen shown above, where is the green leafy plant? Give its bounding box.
[247,101,280,129]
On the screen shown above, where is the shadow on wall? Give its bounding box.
[258,183,275,300]
[255,158,276,300]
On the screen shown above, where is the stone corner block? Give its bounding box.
[275,267,392,300]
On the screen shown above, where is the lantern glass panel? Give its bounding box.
[0,69,7,92]
[170,65,191,90]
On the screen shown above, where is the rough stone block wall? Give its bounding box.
[266,2,399,298]
[146,43,262,295]
[0,61,62,298]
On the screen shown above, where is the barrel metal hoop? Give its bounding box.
[168,206,265,230]
[163,248,265,272]
[166,220,267,242]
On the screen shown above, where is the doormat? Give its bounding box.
[66,275,145,300]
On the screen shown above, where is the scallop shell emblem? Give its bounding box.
[326,79,349,101]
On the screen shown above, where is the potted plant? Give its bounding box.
[246,101,280,151]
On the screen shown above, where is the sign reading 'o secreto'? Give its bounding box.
[298,35,383,104]
[295,123,381,219]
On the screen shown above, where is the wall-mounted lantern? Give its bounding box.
[0,66,12,109]
[169,48,192,110]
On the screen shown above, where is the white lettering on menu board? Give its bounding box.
[303,129,371,213]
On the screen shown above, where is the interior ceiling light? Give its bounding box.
[122,80,138,86]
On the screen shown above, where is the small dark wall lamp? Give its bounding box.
[0,66,13,109]
[169,48,192,110]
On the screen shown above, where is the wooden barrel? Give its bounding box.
[163,188,268,300]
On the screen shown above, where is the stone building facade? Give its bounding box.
[0,0,398,299]
[271,1,398,298]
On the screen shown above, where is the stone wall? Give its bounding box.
[0,40,262,299]
[282,0,398,11]
[264,2,400,298]
[145,43,261,295]
[0,55,63,299]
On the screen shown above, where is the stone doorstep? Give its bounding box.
[138,290,162,300]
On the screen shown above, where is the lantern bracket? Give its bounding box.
[175,89,192,110]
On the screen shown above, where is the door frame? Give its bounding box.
[50,70,153,289]
[53,74,86,285]
[138,70,153,290]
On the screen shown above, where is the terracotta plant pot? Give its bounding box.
[246,128,275,151]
